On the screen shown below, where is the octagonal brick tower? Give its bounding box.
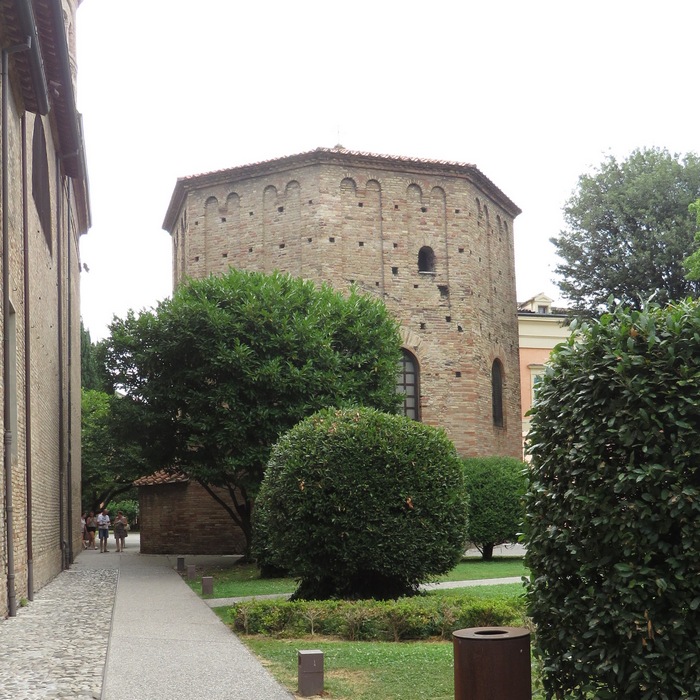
[162,148,523,459]
[61,0,82,91]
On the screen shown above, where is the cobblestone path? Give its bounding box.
[0,568,117,700]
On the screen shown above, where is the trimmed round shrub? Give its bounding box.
[525,301,700,699]
[254,407,469,600]
[462,456,526,560]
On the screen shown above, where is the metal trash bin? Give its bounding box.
[453,626,531,700]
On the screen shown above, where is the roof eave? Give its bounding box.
[163,148,521,233]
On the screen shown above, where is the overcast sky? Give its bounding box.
[76,0,699,341]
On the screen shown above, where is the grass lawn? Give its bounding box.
[191,554,538,698]
[242,636,544,699]
[243,635,544,700]
[425,582,525,600]
[189,563,297,598]
[186,555,528,599]
[212,581,541,700]
[436,557,527,582]
[244,637,457,700]
[199,558,537,699]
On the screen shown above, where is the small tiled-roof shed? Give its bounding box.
[134,471,246,554]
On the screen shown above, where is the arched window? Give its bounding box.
[418,246,435,273]
[397,349,420,421]
[492,359,504,427]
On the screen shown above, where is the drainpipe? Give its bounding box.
[21,114,34,599]
[56,154,67,569]
[66,178,73,565]
[3,38,32,618]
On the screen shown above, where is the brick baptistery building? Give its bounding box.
[148,148,522,553]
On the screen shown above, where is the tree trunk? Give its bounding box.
[196,478,254,560]
[482,543,494,561]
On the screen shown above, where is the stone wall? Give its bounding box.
[164,150,523,459]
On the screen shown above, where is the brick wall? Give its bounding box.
[1,1,88,617]
[138,482,247,555]
[165,150,522,459]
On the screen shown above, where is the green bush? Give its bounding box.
[254,407,469,600]
[525,301,700,699]
[226,596,524,641]
[109,499,139,529]
[462,456,527,560]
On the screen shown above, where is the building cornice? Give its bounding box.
[162,147,522,233]
[3,0,90,229]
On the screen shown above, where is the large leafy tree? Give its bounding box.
[81,389,148,513]
[552,148,700,316]
[461,456,526,561]
[81,321,108,391]
[682,198,700,279]
[103,269,403,556]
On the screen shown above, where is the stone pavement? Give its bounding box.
[0,534,293,700]
[0,567,117,699]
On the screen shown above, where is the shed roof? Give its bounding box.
[133,470,190,487]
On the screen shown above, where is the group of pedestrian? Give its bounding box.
[81,508,129,552]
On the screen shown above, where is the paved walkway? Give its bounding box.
[0,534,293,700]
[0,536,526,700]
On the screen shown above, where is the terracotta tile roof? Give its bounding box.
[162,147,521,232]
[180,147,480,182]
[133,469,190,487]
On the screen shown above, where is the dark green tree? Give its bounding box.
[103,269,403,557]
[682,198,700,280]
[255,407,469,600]
[552,148,700,316]
[80,321,104,390]
[81,389,147,513]
[462,456,526,560]
[525,300,700,698]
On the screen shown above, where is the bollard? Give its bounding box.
[187,564,196,580]
[202,576,213,595]
[176,556,185,572]
[453,626,531,700]
[298,649,324,697]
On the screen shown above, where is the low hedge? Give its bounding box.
[225,595,525,642]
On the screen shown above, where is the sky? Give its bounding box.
[76,0,700,341]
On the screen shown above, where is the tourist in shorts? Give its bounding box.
[97,508,111,552]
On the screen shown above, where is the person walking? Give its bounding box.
[81,513,89,549]
[97,508,111,552]
[113,511,128,553]
[86,511,97,549]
